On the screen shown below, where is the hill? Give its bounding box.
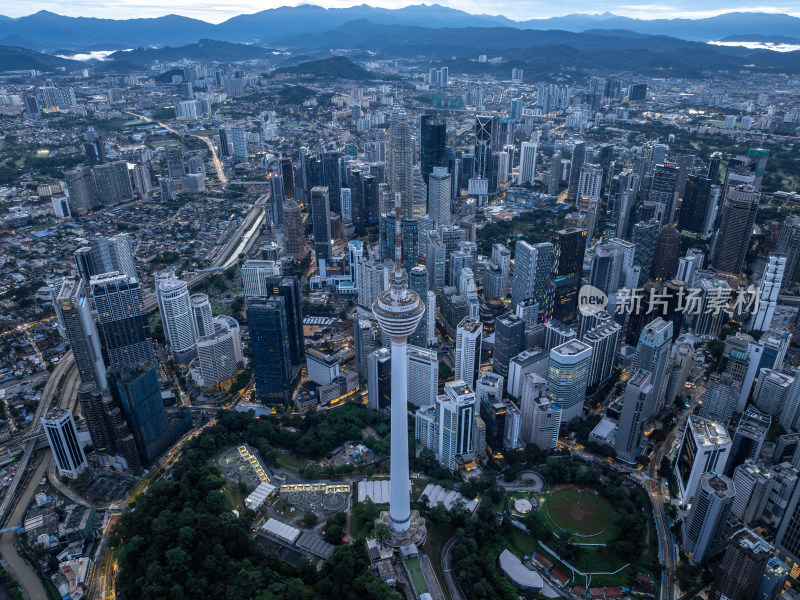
[109,39,275,65]
[0,45,81,72]
[272,56,377,80]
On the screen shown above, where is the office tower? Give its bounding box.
[311,186,332,276]
[633,317,673,411]
[472,416,487,457]
[511,241,555,311]
[631,220,659,284]
[196,316,242,388]
[428,166,451,230]
[437,381,478,468]
[583,320,621,388]
[649,163,679,223]
[218,129,232,158]
[691,278,731,339]
[42,408,87,479]
[408,267,429,348]
[553,228,587,279]
[650,224,681,281]
[678,175,712,233]
[475,371,504,406]
[615,370,655,462]
[108,363,172,465]
[367,348,392,411]
[407,346,438,408]
[519,374,559,450]
[166,145,185,179]
[389,108,414,219]
[755,558,789,600]
[708,528,772,600]
[780,374,800,432]
[507,348,548,399]
[230,128,247,160]
[544,319,576,352]
[158,177,174,202]
[754,369,795,416]
[675,416,732,504]
[420,114,447,186]
[268,173,285,228]
[718,333,763,412]
[751,254,786,331]
[247,297,292,405]
[711,186,760,276]
[491,243,511,294]
[65,167,99,214]
[321,151,342,214]
[731,461,775,525]
[306,349,340,386]
[677,249,705,286]
[455,317,482,390]
[241,260,282,297]
[699,373,740,426]
[91,161,134,207]
[54,278,107,390]
[577,164,603,201]
[567,141,585,200]
[132,163,152,199]
[379,213,420,272]
[89,233,137,279]
[518,142,538,185]
[776,215,800,288]
[262,276,304,366]
[682,472,736,563]
[83,135,106,166]
[726,406,770,477]
[190,294,213,338]
[589,242,624,296]
[547,340,592,422]
[282,200,306,259]
[91,273,155,370]
[371,193,426,539]
[278,157,294,201]
[493,314,525,378]
[156,277,197,364]
[355,316,380,381]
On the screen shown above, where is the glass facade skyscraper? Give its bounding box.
[247,296,292,405]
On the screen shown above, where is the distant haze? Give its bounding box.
[3,1,800,22]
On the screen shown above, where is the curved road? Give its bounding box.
[441,534,464,600]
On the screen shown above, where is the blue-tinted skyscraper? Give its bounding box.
[108,363,172,465]
[247,296,292,405]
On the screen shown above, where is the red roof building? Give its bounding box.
[603,587,624,600]
[551,568,570,585]
[572,585,586,598]
[534,553,553,569]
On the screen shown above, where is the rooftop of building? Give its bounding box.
[551,339,591,357]
[689,415,731,446]
[457,317,482,333]
[702,473,736,498]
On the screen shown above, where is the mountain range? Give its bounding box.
[1,6,800,51]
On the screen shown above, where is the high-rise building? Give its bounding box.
[407,345,438,408]
[261,276,305,367]
[493,314,525,378]
[631,220,660,285]
[726,406,770,477]
[776,215,800,288]
[389,108,414,219]
[511,241,555,312]
[649,163,679,223]
[132,163,152,199]
[420,114,447,186]
[93,161,134,207]
[615,370,655,462]
[437,381,478,468]
[247,297,292,405]
[711,186,760,276]
[311,186,332,276]
[633,317,673,411]
[156,277,197,364]
[166,145,185,179]
[88,234,137,279]
[679,174,713,233]
[750,254,786,331]
[455,317,483,390]
[709,528,773,600]
[54,278,107,390]
[90,273,154,370]
[282,200,306,259]
[682,472,736,564]
[408,266,429,348]
[754,369,795,416]
[583,320,621,388]
[675,416,732,504]
[108,363,173,466]
[567,141,585,201]
[65,166,100,214]
[547,340,592,422]
[42,408,87,479]
[190,294,214,338]
[195,316,242,388]
[367,347,391,411]
[650,224,681,281]
[507,348,549,399]
[577,163,603,201]
[699,373,740,426]
[779,373,800,432]
[518,142,538,185]
[76,383,141,470]
[520,373,561,450]
[428,166,451,230]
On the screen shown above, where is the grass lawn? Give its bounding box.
[224,483,245,511]
[424,520,456,600]
[276,451,310,472]
[544,489,611,536]
[405,557,429,594]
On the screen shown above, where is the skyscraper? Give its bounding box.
[367,347,391,411]
[437,381,478,468]
[282,200,306,259]
[518,142,538,185]
[511,241,555,312]
[42,408,87,479]
[420,114,447,186]
[455,317,483,390]
[89,234,137,279]
[709,528,773,600]
[407,345,438,408]
[675,416,732,504]
[389,108,414,219]
[615,370,655,462]
[776,215,800,288]
[634,317,673,412]
[409,266,429,348]
[678,174,713,233]
[682,473,736,563]
[428,166,451,230]
[567,141,585,201]
[547,340,592,422]
[711,186,760,276]
[262,276,305,367]
[311,186,332,276]
[649,163,679,223]
[726,406,770,477]
[247,296,292,405]
[156,277,197,364]
[520,373,561,451]
[90,273,155,370]
[583,320,621,388]
[493,314,525,378]
[650,224,681,282]
[750,254,786,331]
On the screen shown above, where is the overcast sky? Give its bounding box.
[2,0,798,22]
